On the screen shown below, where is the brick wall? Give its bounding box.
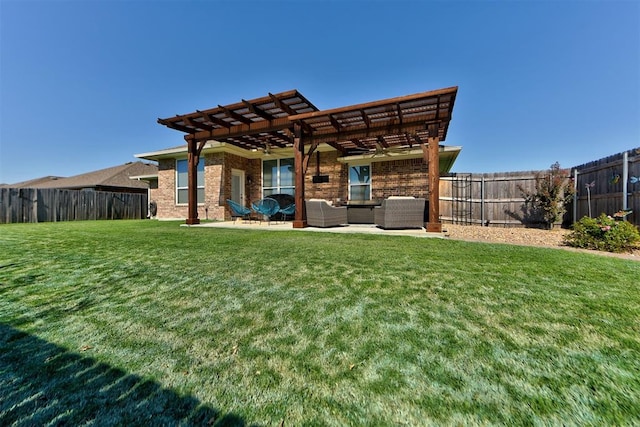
[154,151,430,220]
[204,153,224,220]
[155,158,182,219]
[220,153,261,220]
[304,151,349,202]
[303,152,429,203]
[154,153,261,221]
[155,155,219,220]
[372,159,429,199]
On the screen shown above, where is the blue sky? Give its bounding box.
[1,0,638,184]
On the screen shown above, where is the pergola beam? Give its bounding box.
[328,114,342,132]
[298,119,442,146]
[292,124,306,228]
[268,92,296,115]
[243,99,276,121]
[422,137,441,232]
[182,117,293,143]
[183,117,215,132]
[360,109,371,128]
[157,87,457,229]
[196,110,232,128]
[157,118,195,134]
[184,137,207,225]
[290,87,456,121]
[396,103,404,124]
[218,105,253,125]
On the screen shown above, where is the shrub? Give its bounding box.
[565,214,640,253]
[518,162,574,230]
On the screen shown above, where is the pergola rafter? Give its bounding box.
[158,87,458,230]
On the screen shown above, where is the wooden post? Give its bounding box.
[422,135,442,232]
[292,123,307,228]
[186,138,200,225]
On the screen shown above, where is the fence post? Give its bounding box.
[480,175,485,226]
[573,168,578,224]
[622,150,628,212]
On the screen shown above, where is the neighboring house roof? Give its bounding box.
[7,162,158,190]
[0,176,64,189]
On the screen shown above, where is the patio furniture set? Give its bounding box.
[228,196,426,229]
[306,196,427,229]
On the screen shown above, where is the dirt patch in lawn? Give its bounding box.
[442,224,640,261]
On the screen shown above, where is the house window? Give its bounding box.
[349,165,371,201]
[262,158,294,196]
[176,158,204,204]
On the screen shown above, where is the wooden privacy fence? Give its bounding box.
[440,171,573,228]
[0,188,148,224]
[440,148,640,228]
[573,148,640,227]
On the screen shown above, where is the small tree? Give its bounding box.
[518,162,575,230]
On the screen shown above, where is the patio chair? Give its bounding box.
[226,199,252,222]
[267,193,295,222]
[305,199,348,227]
[251,197,280,224]
[374,196,426,229]
[278,203,296,222]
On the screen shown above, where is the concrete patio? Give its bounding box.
[185,220,446,239]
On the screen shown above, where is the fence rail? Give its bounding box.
[573,149,640,226]
[439,172,568,227]
[0,188,148,224]
[440,148,640,228]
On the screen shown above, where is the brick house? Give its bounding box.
[136,87,460,230]
[135,142,460,221]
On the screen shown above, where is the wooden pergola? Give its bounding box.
[158,86,458,232]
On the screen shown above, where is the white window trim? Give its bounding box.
[176,158,205,206]
[348,163,372,201]
[262,158,295,197]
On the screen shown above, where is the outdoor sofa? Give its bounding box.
[305,199,348,228]
[374,196,426,229]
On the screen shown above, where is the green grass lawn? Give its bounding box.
[1,220,639,426]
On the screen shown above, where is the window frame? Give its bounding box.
[348,164,372,201]
[175,158,205,205]
[262,157,295,197]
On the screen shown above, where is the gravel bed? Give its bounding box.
[441,223,640,261]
